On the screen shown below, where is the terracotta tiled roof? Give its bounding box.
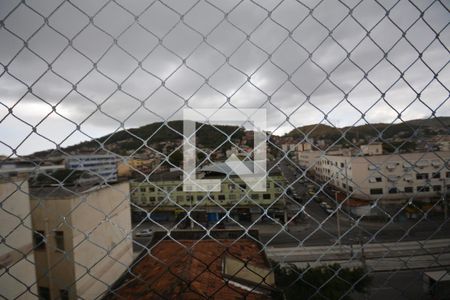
[109,239,273,299]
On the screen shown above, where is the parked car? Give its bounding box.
[135,228,153,237]
[320,202,333,214]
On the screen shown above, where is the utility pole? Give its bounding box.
[442,178,447,220]
[335,190,341,247]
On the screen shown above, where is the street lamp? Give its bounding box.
[441,178,447,220]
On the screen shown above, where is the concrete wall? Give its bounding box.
[70,182,132,300]
[31,182,133,300]
[31,192,76,300]
[0,177,37,300]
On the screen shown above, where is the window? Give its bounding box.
[263,193,271,200]
[33,230,46,250]
[404,187,413,193]
[370,188,383,195]
[229,194,236,200]
[340,163,344,168]
[140,187,146,192]
[38,286,50,300]
[417,186,430,192]
[432,172,441,179]
[388,188,398,194]
[446,172,450,178]
[369,177,382,183]
[218,195,225,201]
[349,186,353,192]
[176,185,182,191]
[55,231,64,251]
[251,194,260,200]
[196,195,203,201]
[176,195,184,202]
[60,289,69,300]
[416,173,429,180]
[433,185,442,192]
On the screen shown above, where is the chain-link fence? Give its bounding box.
[1,0,449,299]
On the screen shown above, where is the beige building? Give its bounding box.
[0,175,37,299]
[30,182,133,300]
[308,149,450,203]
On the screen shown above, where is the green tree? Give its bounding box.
[272,264,371,300]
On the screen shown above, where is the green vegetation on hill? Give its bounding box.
[286,117,450,141]
[29,117,449,157]
[31,121,245,157]
[273,264,371,300]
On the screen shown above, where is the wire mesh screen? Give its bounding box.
[0,0,449,299]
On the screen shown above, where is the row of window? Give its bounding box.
[368,171,450,183]
[137,182,277,193]
[136,193,275,205]
[368,159,444,171]
[370,185,450,195]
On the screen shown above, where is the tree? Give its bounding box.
[272,264,371,300]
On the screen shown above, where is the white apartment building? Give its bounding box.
[66,154,120,183]
[311,150,450,203]
[30,182,133,300]
[0,175,37,299]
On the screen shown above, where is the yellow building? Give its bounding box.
[117,158,156,177]
[130,163,287,223]
[30,182,133,300]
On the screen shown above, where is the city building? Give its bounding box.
[29,182,133,300]
[0,174,37,299]
[298,145,450,216]
[65,154,120,183]
[130,162,287,224]
[117,158,157,178]
[106,230,275,299]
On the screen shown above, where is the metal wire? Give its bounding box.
[0,0,449,299]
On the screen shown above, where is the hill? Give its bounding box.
[285,117,450,141]
[30,121,245,158]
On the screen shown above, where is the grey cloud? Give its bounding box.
[0,0,448,155]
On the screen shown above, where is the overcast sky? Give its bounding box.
[0,0,448,156]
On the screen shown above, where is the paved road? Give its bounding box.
[276,158,450,247]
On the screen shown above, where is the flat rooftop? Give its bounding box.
[145,161,282,182]
[29,182,124,199]
[108,233,274,299]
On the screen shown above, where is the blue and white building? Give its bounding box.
[66,154,120,183]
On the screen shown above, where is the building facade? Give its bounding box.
[0,175,37,300]
[130,172,287,223]
[66,155,120,183]
[30,182,133,300]
[312,151,449,202]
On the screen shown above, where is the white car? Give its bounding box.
[135,228,153,237]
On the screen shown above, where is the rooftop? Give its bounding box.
[29,182,124,199]
[108,231,275,299]
[145,161,282,183]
